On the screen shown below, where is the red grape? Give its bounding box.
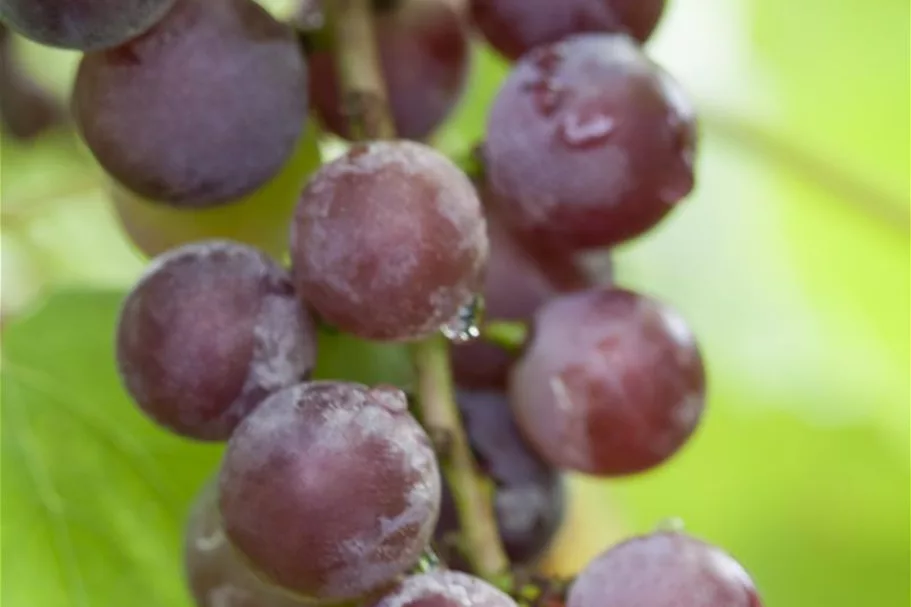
[470,0,666,60]
[483,34,697,251]
[291,140,488,341]
[219,382,441,600]
[184,481,315,607]
[509,288,705,476]
[116,240,317,441]
[72,0,308,207]
[0,0,176,50]
[369,571,518,607]
[451,210,589,388]
[305,0,470,140]
[436,390,564,567]
[568,532,763,607]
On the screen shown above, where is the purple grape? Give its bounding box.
[451,209,590,389]
[291,141,488,341]
[483,34,697,251]
[568,532,763,607]
[369,571,518,607]
[116,240,317,441]
[0,0,177,50]
[436,391,564,568]
[72,0,308,207]
[184,481,315,607]
[218,382,441,600]
[470,0,666,61]
[509,288,705,476]
[305,0,470,140]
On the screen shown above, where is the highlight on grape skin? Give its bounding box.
[436,390,565,568]
[305,0,471,141]
[470,0,667,60]
[0,0,177,51]
[71,0,308,208]
[218,381,441,600]
[115,240,317,441]
[483,33,698,250]
[291,140,488,341]
[567,531,764,607]
[509,288,706,476]
[184,480,315,607]
[369,571,519,607]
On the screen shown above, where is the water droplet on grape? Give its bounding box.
[442,294,484,343]
[559,109,617,148]
[522,76,567,116]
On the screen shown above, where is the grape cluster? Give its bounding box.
[4,0,764,605]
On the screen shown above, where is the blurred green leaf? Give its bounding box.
[313,328,414,389]
[1,291,222,607]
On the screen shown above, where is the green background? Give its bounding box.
[1,0,908,605]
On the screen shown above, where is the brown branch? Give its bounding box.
[326,0,511,583]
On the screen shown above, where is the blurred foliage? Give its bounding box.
[1,0,908,606]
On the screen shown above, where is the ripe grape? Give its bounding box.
[219,381,441,600]
[483,34,697,251]
[291,140,488,341]
[470,0,666,60]
[303,0,470,140]
[369,571,518,607]
[116,241,317,441]
[0,0,176,51]
[567,532,763,607]
[110,128,321,260]
[451,210,589,388]
[0,24,63,140]
[509,288,705,476]
[72,0,308,207]
[184,480,314,607]
[436,390,564,567]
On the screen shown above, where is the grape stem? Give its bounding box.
[482,320,528,353]
[326,0,395,140]
[326,0,511,584]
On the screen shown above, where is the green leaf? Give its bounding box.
[1,290,223,607]
[313,327,414,389]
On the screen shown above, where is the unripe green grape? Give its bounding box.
[111,127,321,260]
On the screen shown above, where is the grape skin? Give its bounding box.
[369,571,518,607]
[509,288,705,476]
[483,34,698,251]
[470,0,666,60]
[184,481,316,607]
[451,209,589,389]
[116,240,317,441]
[219,382,441,600]
[110,128,322,259]
[568,532,763,607]
[306,0,470,140]
[291,140,488,341]
[436,391,564,568]
[0,0,176,51]
[72,0,308,207]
